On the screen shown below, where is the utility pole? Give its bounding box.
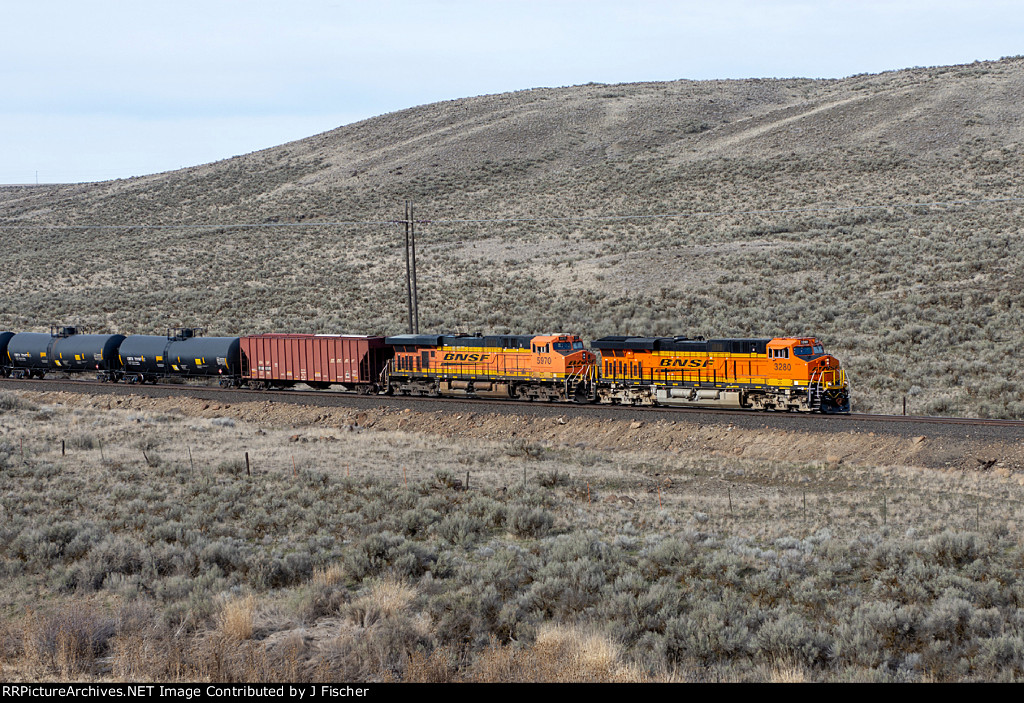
[410,202,420,334]
[404,201,414,334]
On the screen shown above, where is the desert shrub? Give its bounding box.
[59,535,147,591]
[66,432,96,450]
[432,469,463,490]
[600,578,684,644]
[523,558,609,619]
[661,596,754,666]
[0,392,37,412]
[466,495,507,528]
[833,601,924,668]
[426,588,484,651]
[639,538,695,579]
[361,499,387,523]
[973,635,1024,678]
[250,551,312,590]
[508,505,554,539]
[473,545,535,600]
[22,605,116,676]
[927,531,984,568]
[328,611,430,681]
[200,537,250,574]
[505,439,545,459]
[537,469,569,488]
[755,613,833,668]
[343,532,434,581]
[397,506,442,537]
[923,594,977,645]
[434,513,485,546]
[217,459,246,476]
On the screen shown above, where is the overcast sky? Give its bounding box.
[3,0,1022,184]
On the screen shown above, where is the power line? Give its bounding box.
[1,195,1022,230]
[0,219,403,231]
[416,196,1024,225]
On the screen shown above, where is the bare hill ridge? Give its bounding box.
[4,57,1023,222]
[1,57,1023,418]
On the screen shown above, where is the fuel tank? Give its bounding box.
[7,328,125,375]
[119,329,239,378]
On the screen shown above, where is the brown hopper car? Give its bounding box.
[239,334,391,392]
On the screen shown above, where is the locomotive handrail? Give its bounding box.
[808,369,823,408]
[563,362,594,393]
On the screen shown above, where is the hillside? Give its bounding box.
[2,57,1024,417]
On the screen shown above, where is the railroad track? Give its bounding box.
[2,376,1022,430]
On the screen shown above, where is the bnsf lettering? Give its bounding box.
[658,358,712,368]
[443,353,490,362]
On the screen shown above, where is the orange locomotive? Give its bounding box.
[591,335,850,412]
[383,333,596,401]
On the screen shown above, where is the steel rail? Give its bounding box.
[2,377,1022,429]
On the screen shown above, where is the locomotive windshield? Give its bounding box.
[793,344,825,360]
[553,341,585,354]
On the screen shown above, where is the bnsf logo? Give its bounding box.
[444,353,490,362]
[658,358,712,368]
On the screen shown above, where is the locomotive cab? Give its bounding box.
[768,337,849,412]
[530,334,596,376]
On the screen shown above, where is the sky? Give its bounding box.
[3,0,1023,184]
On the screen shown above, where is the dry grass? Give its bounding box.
[463,626,644,683]
[345,579,417,628]
[529,624,637,682]
[768,663,809,683]
[311,565,345,589]
[217,596,257,642]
